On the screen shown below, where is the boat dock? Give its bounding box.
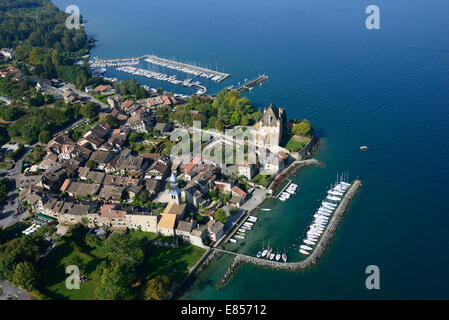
[144,55,231,82]
[217,180,363,286]
[237,74,268,92]
[272,179,293,198]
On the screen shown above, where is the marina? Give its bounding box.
[227,215,260,244]
[88,54,230,96]
[144,55,230,82]
[217,180,363,287]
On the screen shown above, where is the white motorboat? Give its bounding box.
[304,239,316,245]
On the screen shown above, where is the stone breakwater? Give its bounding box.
[218,180,363,287]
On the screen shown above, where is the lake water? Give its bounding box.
[53,0,449,299]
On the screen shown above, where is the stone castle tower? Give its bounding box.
[255,103,284,150]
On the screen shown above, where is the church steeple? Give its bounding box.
[168,171,181,204]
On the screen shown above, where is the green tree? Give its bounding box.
[137,190,150,204]
[38,130,52,144]
[12,261,38,291]
[0,127,9,145]
[230,111,240,126]
[80,102,101,119]
[144,275,171,300]
[291,119,312,136]
[104,114,119,128]
[214,208,227,224]
[102,232,144,267]
[86,234,102,249]
[128,131,142,143]
[96,264,136,300]
[86,160,98,169]
[215,119,225,132]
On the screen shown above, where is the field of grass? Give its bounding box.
[38,228,105,300]
[129,230,206,284]
[282,133,310,152]
[38,228,206,300]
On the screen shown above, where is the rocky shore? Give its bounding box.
[218,180,363,287]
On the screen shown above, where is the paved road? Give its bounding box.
[0,281,30,300]
[241,188,268,212]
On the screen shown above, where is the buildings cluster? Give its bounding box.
[15,84,293,248]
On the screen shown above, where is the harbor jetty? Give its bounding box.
[144,55,230,82]
[237,74,268,92]
[218,180,363,287]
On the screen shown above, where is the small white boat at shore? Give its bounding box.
[229,238,237,243]
[299,249,310,255]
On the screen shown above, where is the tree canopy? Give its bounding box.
[214,208,227,224]
[101,232,144,268]
[291,119,312,136]
[144,275,171,300]
[79,102,101,119]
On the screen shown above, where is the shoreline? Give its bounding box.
[217,180,362,288]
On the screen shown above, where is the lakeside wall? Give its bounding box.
[291,134,318,160]
[218,180,363,286]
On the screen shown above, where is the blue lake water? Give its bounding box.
[53,0,449,299]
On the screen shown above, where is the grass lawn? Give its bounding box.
[129,230,205,284]
[38,228,206,300]
[282,133,310,152]
[253,174,272,188]
[143,245,205,284]
[38,228,106,300]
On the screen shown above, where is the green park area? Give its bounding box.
[38,227,205,300]
[282,133,310,153]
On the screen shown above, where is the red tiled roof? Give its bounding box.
[95,85,112,93]
[100,204,126,218]
[121,99,135,109]
[184,156,201,172]
[60,179,71,192]
[232,185,247,198]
